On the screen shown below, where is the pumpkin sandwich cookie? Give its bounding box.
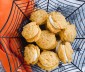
[22,22,41,42]
[59,24,77,42]
[24,44,40,65]
[57,42,73,64]
[38,51,59,71]
[47,11,67,34]
[36,30,58,50]
[30,9,48,25]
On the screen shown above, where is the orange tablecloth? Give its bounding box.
[0,0,34,72]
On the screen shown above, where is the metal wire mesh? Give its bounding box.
[0,0,85,72]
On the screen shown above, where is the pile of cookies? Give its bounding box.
[22,9,77,71]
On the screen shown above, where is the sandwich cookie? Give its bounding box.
[36,30,57,50]
[59,24,77,42]
[57,42,73,64]
[30,9,48,25]
[47,11,67,34]
[24,44,40,65]
[22,22,41,42]
[38,51,59,71]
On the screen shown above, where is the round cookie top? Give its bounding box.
[36,30,57,50]
[22,22,39,40]
[30,9,48,25]
[59,24,77,42]
[39,51,59,67]
[24,44,40,64]
[48,11,67,29]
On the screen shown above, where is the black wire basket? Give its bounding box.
[1,0,85,72]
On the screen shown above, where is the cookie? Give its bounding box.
[36,30,57,50]
[47,11,67,34]
[38,51,59,71]
[57,42,73,64]
[22,22,41,42]
[24,44,40,65]
[30,9,48,25]
[59,24,77,42]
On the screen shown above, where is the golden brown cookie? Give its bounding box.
[36,30,57,50]
[57,42,73,64]
[38,51,59,71]
[24,44,40,65]
[30,9,48,25]
[59,24,77,42]
[22,22,41,42]
[47,11,67,34]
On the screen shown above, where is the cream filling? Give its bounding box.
[56,40,61,52]
[33,50,38,61]
[49,15,57,28]
[62,45,68,62]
